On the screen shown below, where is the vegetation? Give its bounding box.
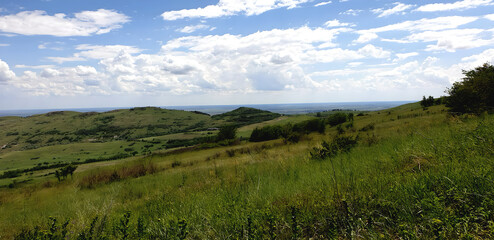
[212,107,281,126]
[420,95,435,108]
[2,103,492,239]
[0,107,280,181]
[446,63,494,114]
[1,65,493,239]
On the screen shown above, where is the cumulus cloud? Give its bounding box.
[372,2,414,17]
[0,59,15,83]
[0,9,129,36]
[416,0,493,12]
[8,26,398,96]
[161,0,310,20]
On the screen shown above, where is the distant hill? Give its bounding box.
[0,106,280,153]
[212,107,281,126]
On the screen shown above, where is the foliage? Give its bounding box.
[292,118,325,134]
[216,125,237,141]
[420,95,435,108]
[310,136,358,160]
[249,125,283,142]
[54,164,77,182]
[446,63,494,114]
[4,102,494,239]
[212,107,281,126]
[326,112,347,126]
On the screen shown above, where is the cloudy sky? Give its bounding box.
[0,0,493,109]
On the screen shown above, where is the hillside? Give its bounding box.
[0,107,281,177]
[0,107,214,152]
[0,102,492,239]
[212,107,281,126]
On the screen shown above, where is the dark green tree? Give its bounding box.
[446,63,494,114]
[420,96,435,108]
[216,125,237,141]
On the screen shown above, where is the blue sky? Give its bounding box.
[0,0,493,109]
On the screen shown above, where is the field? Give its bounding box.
[0,103,493,239]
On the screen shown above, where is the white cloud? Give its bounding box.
[354,16,479,44]
[0,59,15,83]
[324,19,355,28]
[485,14,494,21]
[416,0,493,12]
[353,32,378,44]
[46,56,86,64]
[8,27,398,96]
[74,44,142,59]
[0,43,9,47]
[394,52,419,62]
[372,2,414,17]
[315,1,332,7]
[177,24,211,33]
[0,9,129,36]
[15,64,57,69]
[368,16,478,33]
[357,44,391,58]
[339,9,362,16]
[409,29,494,52]
[161,0,310,20]
[47,44,142,63]
[461,48,494,65]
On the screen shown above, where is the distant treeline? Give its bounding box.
[250,112,351,142]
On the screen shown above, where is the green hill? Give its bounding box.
[0,107,214,153]
[212,107,281,126]
[1,103,493,239]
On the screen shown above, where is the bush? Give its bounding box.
[420,96,435,108]
[292,118,325,134]
[250,125,283,142]
[446,63,494,114]
[310,136,357,160]
[327,113,347,126]
[217,125,237,141]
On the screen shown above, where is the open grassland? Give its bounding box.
[0,107,282,181]
[1,103,493,239]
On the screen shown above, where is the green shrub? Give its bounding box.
[327,113,347,126]
[446,63,494,114]
[310,136,357,160]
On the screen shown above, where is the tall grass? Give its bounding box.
[3,106,494,239]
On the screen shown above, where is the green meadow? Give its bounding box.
[0,100,492,239]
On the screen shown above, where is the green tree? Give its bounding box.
[216,125,237,141]
[420,96,435,108]
[446,63,494,114]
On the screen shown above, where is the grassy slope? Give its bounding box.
[0,107,282,176]
[0,107,214,153]
[1,103,493,239]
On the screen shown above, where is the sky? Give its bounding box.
[0,0,493,110]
